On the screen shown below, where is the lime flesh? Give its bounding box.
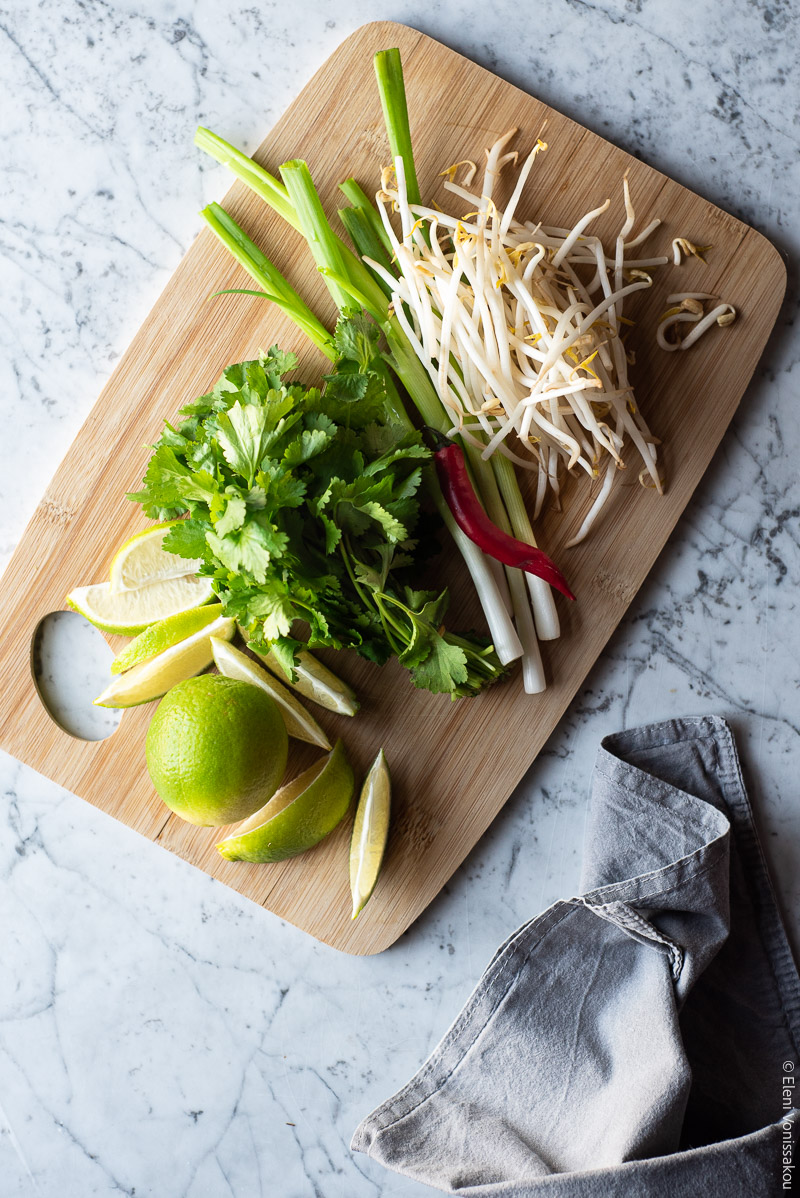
[109,521,203,591]
[67,576,214,635]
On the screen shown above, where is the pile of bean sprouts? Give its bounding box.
[367,133,736,546]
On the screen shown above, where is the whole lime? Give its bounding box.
[146,674,288,826]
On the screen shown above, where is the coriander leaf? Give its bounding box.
[127,445,191,516]
[363,443,429,476]
[216,401,270,486]
[332,312,380,371]
[393,466,424,501]
[179,392,217,418]
[206,520,287,584]
[359,500,408,543]
[283,426,334,467]
[260,346,298,387]
[322,364,369,403]
[214,492,247,536]
[305,412,337,437]
[244,484,267,510]
[255,635,304,680]
[407,588,450,628]
[410,633,469,693]
[184,440,217,474]
[353,543,395,592]
[255,466,306,512]
[319,514,342,554]
[234,582,296,640]
[161,518,209,559]
[384,496,419,533]
[182,469,219,505]
[158,423,192,453]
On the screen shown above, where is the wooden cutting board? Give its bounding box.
[0,22,784,954]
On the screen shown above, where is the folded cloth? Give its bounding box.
[352,716,800,1196]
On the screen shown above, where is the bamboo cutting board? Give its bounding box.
[0,22,784,953]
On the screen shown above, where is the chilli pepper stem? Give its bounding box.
[427,430,576,602]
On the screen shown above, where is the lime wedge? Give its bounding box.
[211,638,331,750]
[246,634,359,717]
[109,521,202,592]
[67,576,215,636]
[217,738,354,863]
[350,749,391,919]
[94,615,235,707]
[111,604,224,674]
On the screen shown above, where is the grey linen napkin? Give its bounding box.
[352,716,800,1196]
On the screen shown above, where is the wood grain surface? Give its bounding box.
[0,21,785,953]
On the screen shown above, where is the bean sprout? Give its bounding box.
[367,132,740,548]
[371,134,672,545]
[657,294,737,351]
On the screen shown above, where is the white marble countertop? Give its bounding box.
[2,2,798,1194]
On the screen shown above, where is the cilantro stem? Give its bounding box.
[338,539,373,611]
[339,540,405,657]
[373,592,410,647]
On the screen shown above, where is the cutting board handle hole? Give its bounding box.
[31,611,122,742]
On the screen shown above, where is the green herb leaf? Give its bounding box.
[216,401,271,486]
[410,633,469,693]
[206,519,287,583]
[213,492,247,536]
[127,445,192,512]
[161,518,209,559]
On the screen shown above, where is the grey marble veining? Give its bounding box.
[1,1,798,1194]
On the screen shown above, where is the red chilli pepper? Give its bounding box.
[429,430,576,602]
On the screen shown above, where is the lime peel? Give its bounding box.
[145,674,288,827]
